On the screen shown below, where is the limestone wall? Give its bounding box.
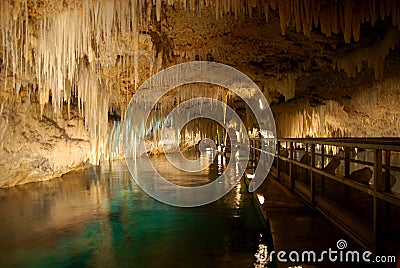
[0,100,90,187]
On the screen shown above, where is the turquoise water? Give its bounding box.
[0,157,270,267]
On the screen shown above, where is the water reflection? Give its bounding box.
[150,153,221,187]
[0,158,268,267]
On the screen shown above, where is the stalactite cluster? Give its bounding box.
[1,0,163,164]
[167,0,400,43]
[274,100,349,138]
[262,73,296,101]
[135,83,230,154]
[1,0,400,164]
[336,28,400,79]
[273,79,400,138]
[270,0,400,42]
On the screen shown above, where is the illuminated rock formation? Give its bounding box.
[1,0,400,185]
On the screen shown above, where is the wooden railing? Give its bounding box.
[249,137,400,255]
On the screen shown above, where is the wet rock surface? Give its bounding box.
[0,100,90,187]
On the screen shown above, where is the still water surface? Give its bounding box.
[0,156,269,267]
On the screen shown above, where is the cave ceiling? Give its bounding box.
[1,0,400,112]
[161,5,400,107]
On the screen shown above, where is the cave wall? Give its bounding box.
[0,99,90,187]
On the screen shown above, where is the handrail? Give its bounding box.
[250,138,400,174]
[276,137,400,151]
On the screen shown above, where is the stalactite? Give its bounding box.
[264,0,270,22]
[132,0,140,90]
[256,0,400,43]
[215,0,220,19]
[156,0,162,21]
[278,0,288,35]
[263,74,296,101]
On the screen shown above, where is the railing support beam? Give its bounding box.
[289,142,294,190]
[311,143,316,205]
[344,147,350,178]
[373,149,383,254]
[277,140,281,179]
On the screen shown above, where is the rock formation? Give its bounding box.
[1,0,400,186]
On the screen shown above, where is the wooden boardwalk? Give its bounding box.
[250,174,380,267]
[247,138,400,267]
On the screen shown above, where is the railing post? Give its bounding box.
[373,149,383,253]
[305,143,309,184]
[344,147,350,178]
[285,141,289,174]
[311,143,316,205]
[289,142,294,190]
[384,150,391,192]
[251,139,254,167]
[383,151,391,241]
[321,144,325,194]
[277,140,281,178]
